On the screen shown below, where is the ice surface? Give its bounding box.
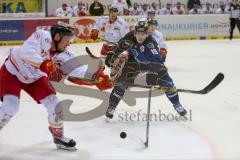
[0,40,240,160]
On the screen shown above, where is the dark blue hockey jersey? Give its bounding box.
[127,36,164,64]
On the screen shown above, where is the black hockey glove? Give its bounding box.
[105,51,118,68]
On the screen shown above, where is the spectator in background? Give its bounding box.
[147,10,156,20]
[189,4,201,14]
[215,1,228,14]
[112,0,128,15]
[129,3,142,15]
[150,2,159,15]
[55,3,73,17]
[187,0,201,10]
[160,3,172,15]
[138,10,156,22]
[141,4,149,15]
[123,8,130,15]
[228,0,240,40]
[172,2,185,15]
[89,0,104,16]
[73,1,87,16]
[201,2,213,14]
[126,0,132,7]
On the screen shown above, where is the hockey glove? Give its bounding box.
[160,48,167,58]
[90,29,99,41]
[40,60,63,82]
[93,70,113,90]
[105,51,118,68]
[110,51,129,82]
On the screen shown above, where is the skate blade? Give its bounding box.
[179,115,188,121]
[56,144,77,151]
[105,116,113,123]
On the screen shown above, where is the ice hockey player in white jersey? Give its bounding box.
[138,10,156,23]
[0,22,76,150]
[147,19,168,61]
[90,6,129,56]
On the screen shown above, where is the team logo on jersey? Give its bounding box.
[147,43,155,49]
[41,49,48,56]
[140,45,145,52]
[45,38,51,44]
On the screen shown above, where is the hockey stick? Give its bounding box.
[85,37,117,59]
[85,46,106,59]
[85,39,133,60]
[177,72,224,94]
[69,73,224,94]
[130,73,224,94]
[68,76,100,83]
[144,86,153,148]
[98,37,117,45]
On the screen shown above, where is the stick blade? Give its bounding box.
[85,47,98,59]
[178,73,224,94]
[201,73,224,94]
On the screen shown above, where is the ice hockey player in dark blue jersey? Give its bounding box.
[105,21,187,120]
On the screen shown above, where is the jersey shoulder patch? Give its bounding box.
[147,36,159,49]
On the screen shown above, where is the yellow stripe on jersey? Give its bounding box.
[21,58,42,68]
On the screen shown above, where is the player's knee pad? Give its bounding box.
[0,95,20,116]
[41,94,60,113]
[40,94,63,126]
[0,95,20,128]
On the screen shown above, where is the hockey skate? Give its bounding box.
[174,104,187,116]
[49,127,77,151]
[105,107,115,122]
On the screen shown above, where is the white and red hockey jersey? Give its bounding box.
[151,30,167,49]
[93,16,129,43]
[4,29,52,84]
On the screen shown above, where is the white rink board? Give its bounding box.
[70,14,239,42]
